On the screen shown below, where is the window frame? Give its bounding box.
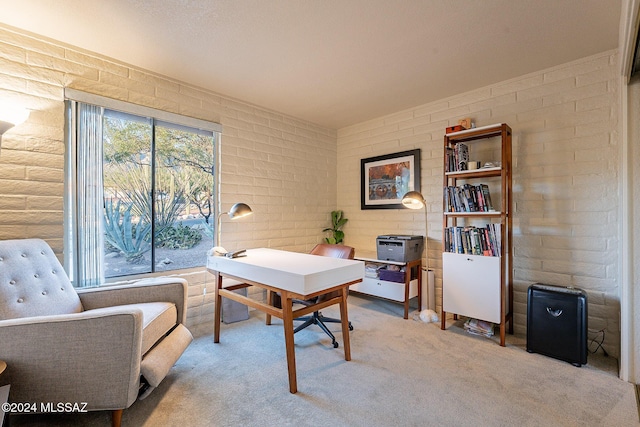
[64,89,221,287]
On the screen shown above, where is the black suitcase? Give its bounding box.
[526,283,588,367]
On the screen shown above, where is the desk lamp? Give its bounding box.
[401,191,428,267]
[216,202,253,248]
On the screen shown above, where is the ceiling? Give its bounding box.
[0,0,623,129]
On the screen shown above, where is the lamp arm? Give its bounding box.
[216,211,228,248]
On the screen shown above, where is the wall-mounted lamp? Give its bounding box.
[0,105,29,135]
[0,104,29,142]
[216,202,253,248]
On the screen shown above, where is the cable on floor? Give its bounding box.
[587,328,608,356]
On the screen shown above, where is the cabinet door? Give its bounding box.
[443,252,501,323]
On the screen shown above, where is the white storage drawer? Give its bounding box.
[350,277,418,302]
[442,252,501,323]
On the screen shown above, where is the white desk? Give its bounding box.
[207,248,364,393]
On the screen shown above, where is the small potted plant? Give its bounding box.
[323,210,348,244]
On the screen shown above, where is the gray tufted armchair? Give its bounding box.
[0,238,193,427]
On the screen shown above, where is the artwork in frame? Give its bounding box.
[360,149,421,210]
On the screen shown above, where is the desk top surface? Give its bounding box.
[207,248,363,296]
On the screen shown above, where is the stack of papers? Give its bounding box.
[464,318,495,337]
[364,262,384,278]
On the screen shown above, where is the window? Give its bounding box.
[65,91,220,287]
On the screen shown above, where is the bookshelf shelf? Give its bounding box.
[445,167,502,179]
[441,123,513,346]
[444,211,502,217]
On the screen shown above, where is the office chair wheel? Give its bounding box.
[333,341,339,348]
[349,323,354,331]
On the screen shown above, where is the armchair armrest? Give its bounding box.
[0,306,144,411]
[78,277,189,324]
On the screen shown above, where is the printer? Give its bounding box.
[376,235,424,262]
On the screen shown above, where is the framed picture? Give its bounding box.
[360,149,421,210]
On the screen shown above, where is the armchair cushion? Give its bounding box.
[0,239,83,320]
[118,302,177,355]
[77,278,189,355]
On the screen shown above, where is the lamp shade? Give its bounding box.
[0,121,14,135]
[401,191,426,210]
[216,202,253,247]
[228,202,253,219]
[0,105,29,136]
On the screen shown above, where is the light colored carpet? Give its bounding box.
[10,295,639,426]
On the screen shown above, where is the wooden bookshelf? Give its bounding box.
[441,123,513,346]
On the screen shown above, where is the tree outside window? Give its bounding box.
[102,112,215,278]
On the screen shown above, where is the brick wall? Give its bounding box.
[0,25,337,328]
[0,23,623,354]
[336,51,621,357]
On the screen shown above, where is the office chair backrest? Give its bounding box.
[310,243,355,260]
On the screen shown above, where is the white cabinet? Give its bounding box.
[442,253,501,324]
[350,255,422,319]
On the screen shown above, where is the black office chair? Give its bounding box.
[269,243,355,348]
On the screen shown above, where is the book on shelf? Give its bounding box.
[444,224,501,256]
[456,143,469,171]
[480,184,494,211]
[445,147,454,173]
[444,184,495,213]
[445,143,469,172]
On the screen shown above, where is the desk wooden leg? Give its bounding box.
[339,288,351,361]
[214,273,222,343]
[265,290,273,325]
[281,292,297,393]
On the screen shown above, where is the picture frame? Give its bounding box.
[360,149,421,210]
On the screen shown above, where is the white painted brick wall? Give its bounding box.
[0,25,336,328]
[0,24,624,358]
[337,51,621,358]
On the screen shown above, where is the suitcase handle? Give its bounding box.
[546,307,563,317]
